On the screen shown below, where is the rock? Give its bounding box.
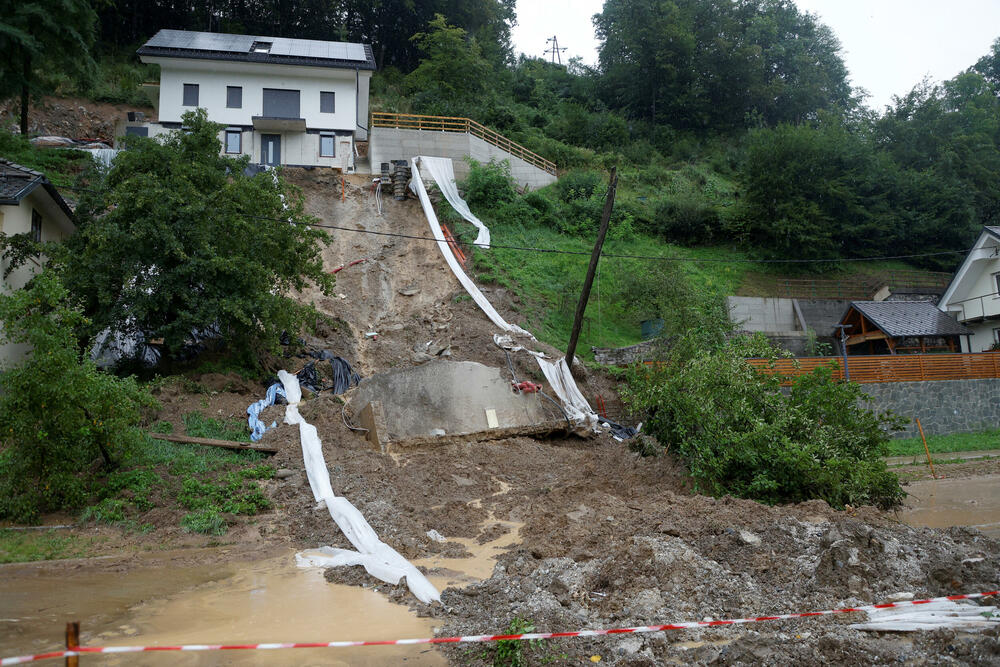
[398,286,420,296]
[411,351,435,364]
[274,468,296,479]
[739,529,762,546]
[451,475,476,487]
[426,529,446,543]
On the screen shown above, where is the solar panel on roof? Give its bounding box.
[141,29,374,67]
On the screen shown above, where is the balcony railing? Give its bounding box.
[370,112,557,175]
[946,290,1000,322]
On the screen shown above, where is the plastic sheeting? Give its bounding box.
[246,383,286,442]
[278,370,440,604]
[850,599,1000,632]
[416,156,491,248]
[410,157,532,338]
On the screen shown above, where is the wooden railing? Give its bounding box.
[370,111,557,175]
[747,352,1000,385]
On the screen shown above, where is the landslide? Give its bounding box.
[254,170,1000,666]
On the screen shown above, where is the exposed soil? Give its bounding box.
[4,147,999,665]
[0,96,152,143]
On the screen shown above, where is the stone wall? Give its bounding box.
[592,339,666,365]
[369,127,557,190]
[858,378,1000,438]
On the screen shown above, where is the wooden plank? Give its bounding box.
[149,432,278,454]
[846,331,889,345]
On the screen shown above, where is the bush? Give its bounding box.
[0,271,157,522]
[653,194,720,244]
[622,336,906,509]
[461,158,517,210]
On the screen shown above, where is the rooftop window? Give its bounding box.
[250,41,272,53]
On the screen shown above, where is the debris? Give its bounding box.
[398,286,420,296]
[430,428,446,437]
[426,529,446,543]
[149,432,277,454]
[274,468,295,479]
[246,382,286,441]
[365,331,379,339]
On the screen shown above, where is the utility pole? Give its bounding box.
[565,167,617,374]
[545,36,567,65]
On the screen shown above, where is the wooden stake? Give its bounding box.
[565,166,617,373]
[341,176,345,202]
[148,432,278,454]
[916,417,936,479]
[66,621,79,667]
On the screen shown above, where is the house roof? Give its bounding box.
[843,301,972,338]
[0,159,76,222]
[138,29,376,71]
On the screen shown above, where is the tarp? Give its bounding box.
[247,382,286,441]
[416,156,491,248]
[278,370,440,604]
[410,157,532,338]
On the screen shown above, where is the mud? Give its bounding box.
[901,474,1000,536]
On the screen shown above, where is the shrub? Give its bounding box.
[653,194,720,244]
[0,271,157,522]
[622,336,906,509]
[461,158,517,211]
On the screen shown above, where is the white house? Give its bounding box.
[0,159,77,365]
[938,226,1000,352]
[127,29,375,171]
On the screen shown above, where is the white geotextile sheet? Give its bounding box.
[418,155,491,248]
[410,157,533,338]
[850,600,1000,632]
[279,370,440,604]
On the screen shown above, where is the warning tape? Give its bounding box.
[2,590,996,665]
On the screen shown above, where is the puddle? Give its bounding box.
[1,552,443,665]
[900,474,1000,536]
[414,517,524,590]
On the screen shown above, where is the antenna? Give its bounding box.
[544,35,567,65]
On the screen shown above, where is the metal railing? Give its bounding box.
[747,352,1000,385]
[370,111,557,175]
[946,290,1000,322]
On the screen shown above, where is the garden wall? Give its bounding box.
[858,378,1000,438]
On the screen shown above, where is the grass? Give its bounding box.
[887,428,1000,458]
[0,130,96,187]
[181,412,252,443]
[0,529,99,564]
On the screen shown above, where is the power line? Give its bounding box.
[58,184,968,265]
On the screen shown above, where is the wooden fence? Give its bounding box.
[738,269,953,300]
[747,352,1000,385]
[370,111,557,175]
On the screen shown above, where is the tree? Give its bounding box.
[0,0,97,135]
[0,270,157,522]
[404,14,494,116]
[65,109,333,365]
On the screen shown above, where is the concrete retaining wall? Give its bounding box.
[859,378,1000,438]
[369,127,557,189]
[727,296,798,332]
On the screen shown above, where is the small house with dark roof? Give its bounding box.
[126,29,376,171]
[0,158,77,363]
[835,301,972,355]
[938,226,1000,352]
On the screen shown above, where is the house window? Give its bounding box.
[262,88,300,118]
[183,83,199,107]
[226,86,242,109]
[320,91,335,113]
[31,209,42,243]
[225,130,242,154]
[319,134,335,158]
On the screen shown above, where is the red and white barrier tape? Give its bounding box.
[2,590,996,665]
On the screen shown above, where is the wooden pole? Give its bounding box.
[148,432,278,454]
[565,167,617,373]
[66,621,79,667]
[916,417,936,479]
[341,176,345,203]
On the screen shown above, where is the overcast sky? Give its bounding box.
[511,0,1000,110]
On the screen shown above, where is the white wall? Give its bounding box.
[146,57,361,132]
[0,189,75,366]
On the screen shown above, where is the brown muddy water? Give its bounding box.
[900,474,1000,536]
[0,520,522,665]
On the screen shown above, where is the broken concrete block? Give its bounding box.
[358,400,388,453]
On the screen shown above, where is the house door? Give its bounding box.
[262,134,281,166]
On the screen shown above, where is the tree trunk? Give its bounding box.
[20,52,30,137]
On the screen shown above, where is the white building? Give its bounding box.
[938,226,1000,352]
[0,159,77,365]
[128,29,375,171]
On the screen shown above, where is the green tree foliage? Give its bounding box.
[0,0,97,135]
[593,0,853,132]
[65,110,333,364]
[405,14,493,116]
[622,335,906,509]
[0,271,157,522]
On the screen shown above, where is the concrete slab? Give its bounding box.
[348,360,560,448]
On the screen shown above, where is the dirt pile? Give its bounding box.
[0,96,151,142]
